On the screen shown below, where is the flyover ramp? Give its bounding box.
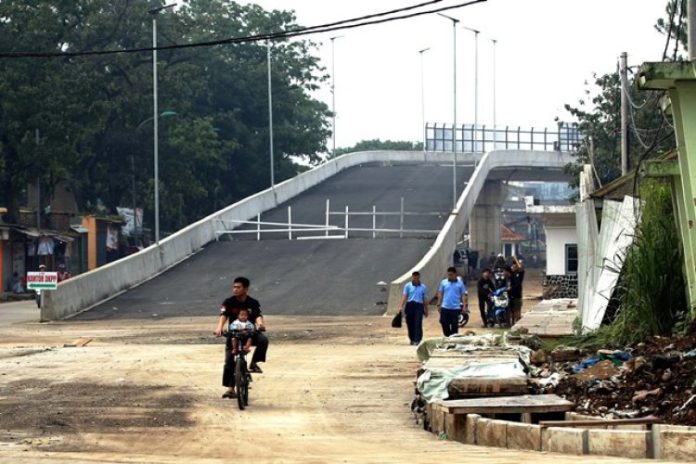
[76,162,473,320]
[42,151,465,320]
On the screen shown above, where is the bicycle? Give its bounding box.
[227,329,253,410]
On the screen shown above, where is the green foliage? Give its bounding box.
[333,139,423,158]
[562,73,675,189]
[0,0,330,232]
[562,0,682,188]
[601,181,687,346]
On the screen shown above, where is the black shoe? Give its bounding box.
[222,389,237,399]
[249,364,263,374]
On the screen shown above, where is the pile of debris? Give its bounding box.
[527,334,696,425]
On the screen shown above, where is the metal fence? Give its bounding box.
[425,123,582,153]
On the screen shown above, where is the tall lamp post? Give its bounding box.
[462,26,479,150]
[267,42,275,189]
[330,35,343,157]
[490,38,497,130]
[418,47,430,153]
[437,13,459,210]
[135,111,177,240]
[148,3,175,247]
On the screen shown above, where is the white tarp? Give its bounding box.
[416,361,527,402]
[581,195,639,332]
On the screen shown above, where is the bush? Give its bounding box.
[601,181,688,346]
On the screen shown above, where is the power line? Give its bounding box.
[0,0,487,59]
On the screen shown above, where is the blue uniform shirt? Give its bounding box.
[439,278,467,310]
[403,282,428,303]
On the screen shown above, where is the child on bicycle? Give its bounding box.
[230,308,255,354]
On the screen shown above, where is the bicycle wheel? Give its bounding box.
[235,356,247,410]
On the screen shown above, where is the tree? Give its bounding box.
[333,139,423,158]
[0,0,331,233]
[562,0,684,188]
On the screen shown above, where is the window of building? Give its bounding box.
[565,244,578,275]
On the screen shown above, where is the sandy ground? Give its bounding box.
[0,304,675,464]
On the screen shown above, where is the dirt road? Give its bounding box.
[0,314,668,463]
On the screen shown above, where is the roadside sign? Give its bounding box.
[26,272,58,291]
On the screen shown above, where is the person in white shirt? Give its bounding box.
[229,308,255,355]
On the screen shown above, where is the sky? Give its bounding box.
[240,0,669,149]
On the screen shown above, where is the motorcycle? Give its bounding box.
[487,286,509,327]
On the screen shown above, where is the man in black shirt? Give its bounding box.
[508,257,525,326]
[214,276,269,399]
[477,268,495,328]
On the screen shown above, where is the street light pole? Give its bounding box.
[267,42,275,189]
[491,38,497,130]
[148,3,175,247]
[438,13,459,210]
[463,26,479,150]
[418,47,430,153]
[330,36,343,157]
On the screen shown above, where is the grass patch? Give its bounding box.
[598,181,688,346]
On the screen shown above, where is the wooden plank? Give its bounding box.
[441,394,573,415]
[63,337,93,348]
[539,417,660,429]
[448,376,528,399]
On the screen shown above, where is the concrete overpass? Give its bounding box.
[42,150,573,320]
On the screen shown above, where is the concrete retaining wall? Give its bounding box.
[428,408,696,461]
[41,150,459,320]
[387,150,573,315]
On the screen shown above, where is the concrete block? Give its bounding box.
[444,412,468,443]
[507,421,541,451]
[542,427,588,455]
[587,429,649,459]
[430,408,446,436]
[476,418,508,449]
[465,414,480,445]
[653,424,696,461]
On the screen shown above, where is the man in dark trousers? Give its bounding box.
[214,276,269,399]
[509,256,525,326]
[477,268,495,327]
[398,271,429,345]
[436,267,468,337]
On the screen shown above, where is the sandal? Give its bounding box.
[222,389,237,399]
[249,364,263,374]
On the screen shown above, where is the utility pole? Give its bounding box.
[690,0,696,61]
[267,42,275,189]
[419,47,430,153]
[148,3,175,246]
[491,39,497,129]
[438,13,459,210]
[330,36,343,158]
[620,51,629,176]
[35,129,40,231]
[463,26,480,148]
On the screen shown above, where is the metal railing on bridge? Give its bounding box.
[214,198,446,241]
[425,122,581,153]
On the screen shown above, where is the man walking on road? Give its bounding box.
[509,257,525,326]
[398,271,429,345]
[214,276,269,399]
[436,266,468,337]
[477,268,495,327]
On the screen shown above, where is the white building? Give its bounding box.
[526,204,578,298]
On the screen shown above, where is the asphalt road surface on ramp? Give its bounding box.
[79,162,473,320]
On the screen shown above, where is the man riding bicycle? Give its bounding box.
[214,276,269,399]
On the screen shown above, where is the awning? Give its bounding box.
[7,226,75,242]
